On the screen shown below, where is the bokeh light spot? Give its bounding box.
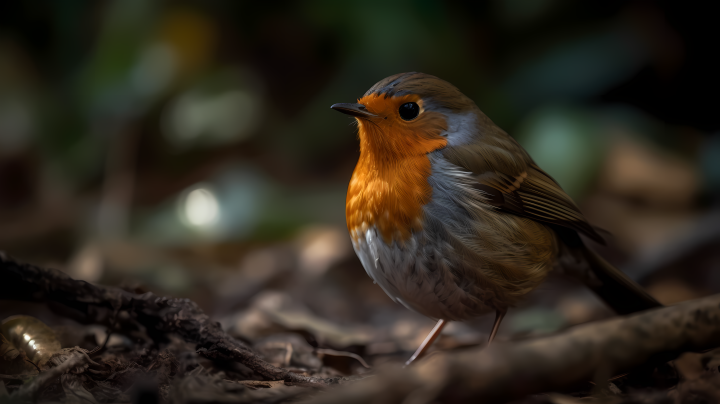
[181,187,219,227]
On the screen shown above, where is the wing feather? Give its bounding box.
[442,139,605,244]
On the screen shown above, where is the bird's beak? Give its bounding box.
[330,103,377,119]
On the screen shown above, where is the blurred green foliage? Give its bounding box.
[0,0,717,249]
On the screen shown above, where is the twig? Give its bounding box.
[308,294,720,403]
[11,352,85,402]
[315,348,371,368]
[0,253,335,387]
[22,359,40,374]
[88,309,118,355]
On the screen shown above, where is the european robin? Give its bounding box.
[331,72,661,366]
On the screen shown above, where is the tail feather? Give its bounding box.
[580,246,661,315]
[552,225,662,315]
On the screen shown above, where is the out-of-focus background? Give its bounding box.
[1,0,719,367]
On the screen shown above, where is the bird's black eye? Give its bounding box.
[398,102,420,121]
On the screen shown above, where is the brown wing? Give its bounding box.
[442,135,605,244]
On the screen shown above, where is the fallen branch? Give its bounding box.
[309,294,720,403]
[0,253,334,387]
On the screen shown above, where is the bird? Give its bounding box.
[330,72,661,366]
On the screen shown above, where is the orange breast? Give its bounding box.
[346,94,448,244]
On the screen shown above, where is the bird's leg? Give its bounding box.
[404,319,446,367]
[487,308,507,344]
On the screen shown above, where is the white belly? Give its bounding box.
[351,225,495,321]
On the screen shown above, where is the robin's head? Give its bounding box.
[331,72,479,158]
